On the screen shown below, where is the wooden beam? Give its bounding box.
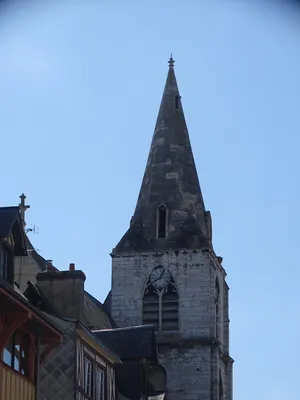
[0,312,30,350]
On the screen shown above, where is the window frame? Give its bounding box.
[143,272,178,332]
[2,330,33,379]
[84,356,93,399]
[95,364,105,400]
[82,352,107,400]
[156,204,168,239]
[175,95,180,110]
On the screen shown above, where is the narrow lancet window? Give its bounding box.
[215,277,220,338]
[175,95,180,110]
[157,205,167,238]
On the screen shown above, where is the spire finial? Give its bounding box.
[19,193,30,227]
[168,54,175,68]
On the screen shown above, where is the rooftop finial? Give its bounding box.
[168,54,175,68]
[19,193,30,227]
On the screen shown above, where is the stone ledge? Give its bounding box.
[155,331,219,346]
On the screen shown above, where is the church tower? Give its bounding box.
[110,57,233,400]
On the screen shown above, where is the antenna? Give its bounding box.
[25,224,39,234]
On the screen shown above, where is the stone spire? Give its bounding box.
[114,57,212,254]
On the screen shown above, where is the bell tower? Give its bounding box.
[110,57,233,400]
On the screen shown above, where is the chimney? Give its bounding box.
[36,262,86,320]
[46,260,54,271]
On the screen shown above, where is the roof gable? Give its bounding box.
[0,207,27,255]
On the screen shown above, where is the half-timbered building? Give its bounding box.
[24,263,121,400]
[0,206,63,400]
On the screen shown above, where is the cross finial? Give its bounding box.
[19,193,30,227]
[168,54,175,68]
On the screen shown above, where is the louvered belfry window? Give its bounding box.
[143,287,160,330]
[143,267,178,331]
[162,285,178,330]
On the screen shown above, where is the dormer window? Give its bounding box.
[175,95,180,110]
[157,205,168,238]
[0,246,8,280]
[0,241,14,284]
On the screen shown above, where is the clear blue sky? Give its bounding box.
[1,0,300,398]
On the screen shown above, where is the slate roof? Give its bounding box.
[82,290,115,329]
[77,321,121,363]
[23,234,115,330]
[0,206,27,255]
[0,207,19,237]
[93,325,157,361]
[103,290,112,314]
[114,59,212,253]
[25,234,53,271]
[24,280,115,330]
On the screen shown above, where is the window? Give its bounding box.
[162,288,178,331]
[143,268,178,331]
[175,95,180,110]
[3,331,30,377]
[96,366,105,400]
[215,277,220,338]
[0,246,8,281]
[84,357,93,398]
[157,205,167,239]
[143,288,159,330]
[80,351,107,400]
[3,336,13,366]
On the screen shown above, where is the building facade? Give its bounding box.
[24,264,121,400]
[0,207,63,400]
[109,58,233,400]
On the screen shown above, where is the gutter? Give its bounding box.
[76,320,122,364]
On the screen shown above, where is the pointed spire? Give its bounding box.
[168,54,175,68]
[114,59,211,253]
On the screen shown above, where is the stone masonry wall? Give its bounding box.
[111,249,231,400]
[111,250,225,340]
[158,344,212,400]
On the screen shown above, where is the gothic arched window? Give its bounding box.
[143,266,178,331]
[215,277,220,338]
[157,205,168,239]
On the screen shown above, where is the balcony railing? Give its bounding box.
[0,362,36,400]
